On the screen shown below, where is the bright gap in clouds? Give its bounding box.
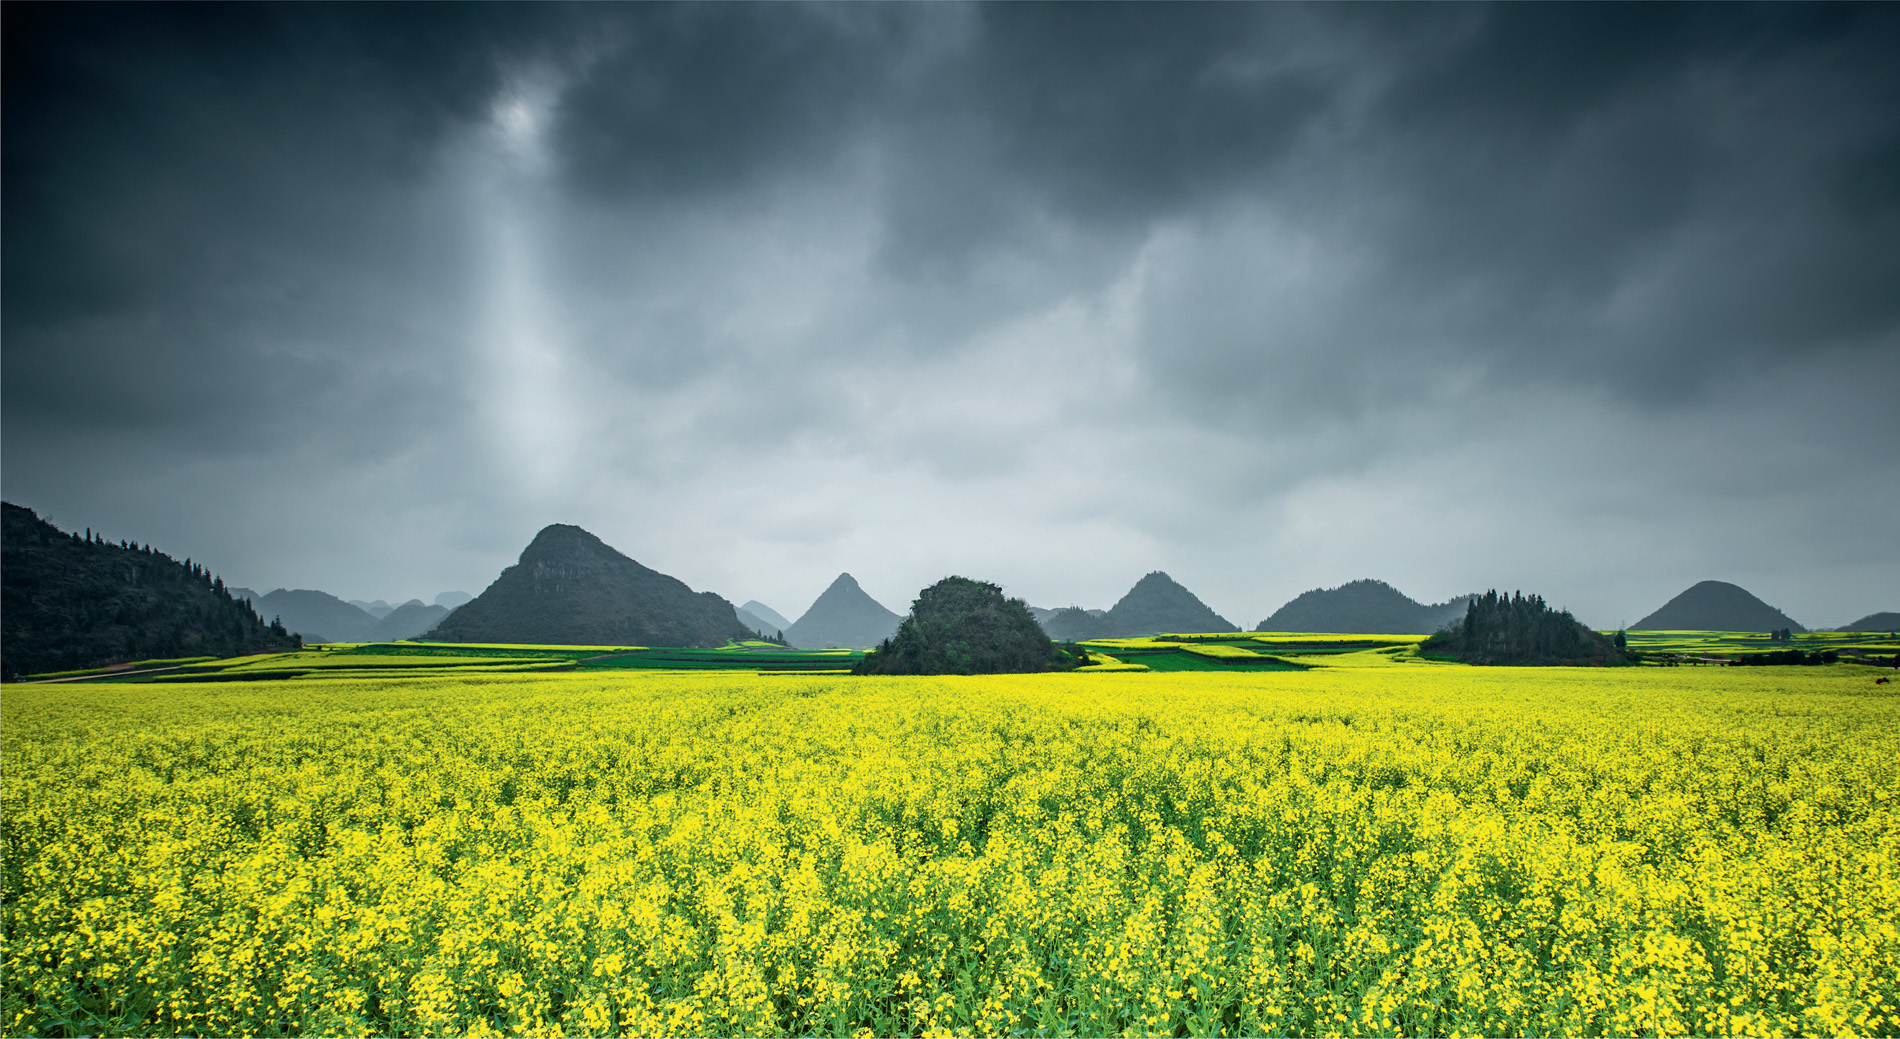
[471,79,577,499]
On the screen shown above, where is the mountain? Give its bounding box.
[348,599,397,618]
[229,587,262,605]
[1632,580,1806,633]
[1,502,299,679]
[1038,606,1110,641]
[434,591,473,608]
[1099,572,1234,636]
[785,573,902,649]
[1839,611,1900,633]
[735,606,780,638]
[740,600,792,632]
[371,600,452,641]
[855,576,1081,675]
[253,589,380,643]
[424,524,752,647]
[1257,579,1473,634]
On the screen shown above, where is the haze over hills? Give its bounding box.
[1632,580,1807,633]
[372,600,453,641]
[239,590,465,642]
[740,600,792,633]
[1098,572,1234,637]
[255,589,381,644]
[735,606,781,638]
[1036,607,1110,642]
[1028,605,1105,622]
[1257,579,1474,634]
[784,574,902,649]
[1,502,298,678]
[425,523,752,647]
[434,591,473,609]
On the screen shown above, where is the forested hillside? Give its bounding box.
[1,503,299,679]
[855,577,1080,675]
[1257,579,1471,634]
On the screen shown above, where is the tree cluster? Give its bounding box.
[1420,589,1627,667]
[1731,649,1838,666]
[854,576,1082,676]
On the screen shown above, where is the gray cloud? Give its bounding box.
[4,3,1896,627]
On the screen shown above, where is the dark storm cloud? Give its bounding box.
[1363,2,1900,355]
[541,2,1900,406]
[870,3,1339,271]
[4,3,1896,622]
[1094,2,1900,428]
[3,4,545,461]
[3,3,545,323]
[551,5,925,201]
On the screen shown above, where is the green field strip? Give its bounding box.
[392,641,646,654]
[1118,650,1306,672]
[19,656,221,681]
[323,643,576,659]
[219,653,556,671]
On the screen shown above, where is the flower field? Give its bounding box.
[4,666,1898,1036]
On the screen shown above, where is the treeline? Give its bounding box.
[1421,590,1627,667]
[2,503,300,679]
[1732,649,1839,667]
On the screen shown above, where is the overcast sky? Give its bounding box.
[5,3,1896,629]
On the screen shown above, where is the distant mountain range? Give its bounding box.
[739,600,792,633]
[1,502,298,678]
[734,606,777,637]
[1632,580,1806,633]
[15,501,1890,655]
[785,574,903,649]
[425,524,752,647]
[1029,572,1233,640]
[1257,579,1473,634]
[1099,571,1234,636]
[256,589,382,642]
[373,601,453,641]
[235,589,462,643]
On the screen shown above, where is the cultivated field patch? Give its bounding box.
[4,665,1896,1036]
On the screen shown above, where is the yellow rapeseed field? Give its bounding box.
[3,667,1896,1037]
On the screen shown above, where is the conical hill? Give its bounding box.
[1631,580,1805,633]
[425,524,752,647]
[1101,572,1233,637]
[785,574,902,649]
